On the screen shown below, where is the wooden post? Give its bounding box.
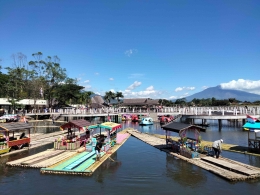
[218,119,222,131]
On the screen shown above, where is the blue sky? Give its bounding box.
[1,0,259,99]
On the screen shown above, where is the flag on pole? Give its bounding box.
[246,114,257,124]
[40,87,43,97]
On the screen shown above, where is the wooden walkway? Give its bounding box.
[127,130,260,181]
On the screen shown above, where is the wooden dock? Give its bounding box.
[6,131,131,176]
[127,130,260,181]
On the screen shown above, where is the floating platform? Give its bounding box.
[127,130,260,181]
[6,132,131,176]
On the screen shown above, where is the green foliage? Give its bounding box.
[104,91,116,103]
[54,79,84,106]
[115,91,124,103]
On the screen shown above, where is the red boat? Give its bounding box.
[0,122,32,155]
[159,115,174,124]
[131,114,139,122]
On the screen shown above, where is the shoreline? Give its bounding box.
[149,133,260,157]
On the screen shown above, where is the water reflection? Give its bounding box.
[139,125,152,133]
[165,154,206,187]
[94,152,122,184]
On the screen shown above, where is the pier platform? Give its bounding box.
[6,131,131,176]
[127,130,260,181]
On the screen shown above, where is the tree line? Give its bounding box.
[0,52,125,111]
[159,97,260,107]
[1,52,257,111]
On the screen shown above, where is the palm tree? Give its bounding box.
[104,91,115,104]
[115,91,124,105]
[83,91,94,106]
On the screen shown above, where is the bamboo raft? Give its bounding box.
[6,132,131,176]
[127,130,260,181]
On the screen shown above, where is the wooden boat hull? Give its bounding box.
[0,147,10,155]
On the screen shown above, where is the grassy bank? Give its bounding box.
[148,133,260,157]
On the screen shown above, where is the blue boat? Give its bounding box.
[139,117,153,125]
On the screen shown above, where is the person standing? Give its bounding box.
[212,139,223,159]
[95,140,103,161]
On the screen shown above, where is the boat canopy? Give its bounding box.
[161,122,205,140]
[0,122,32,132]
[243,122,260,132]
[60,119,91,131]
[88,122,122,134]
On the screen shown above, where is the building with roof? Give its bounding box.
[90,95,108,108]
[121,98,159,107]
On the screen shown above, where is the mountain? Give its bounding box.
[184,86,260,102]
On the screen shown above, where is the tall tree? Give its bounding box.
[29,53,67,108]
[104,91,115,104]
[54,78,84,106]
[115,91,124,104]
[4,53,29,111]
[43,55,67,108]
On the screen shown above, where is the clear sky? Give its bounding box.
[0,0,259,99]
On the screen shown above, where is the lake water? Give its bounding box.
[0,120,260,195]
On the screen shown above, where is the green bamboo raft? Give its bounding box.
[41,151,105,176]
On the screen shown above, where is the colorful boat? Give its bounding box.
[122,114,132,121]
[139,117,153,125]
[0,114,20,123]
[58,119,91,149]
[243,115,260,131]
[131,114,139,122]
[159,115,174,124]
[0,122,32,155]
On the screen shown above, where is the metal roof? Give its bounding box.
[161,122,205,133]
[60,119,91,130]
[0,122,33,132]
[121,98,159,106]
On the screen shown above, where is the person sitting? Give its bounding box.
[20,132,25,139]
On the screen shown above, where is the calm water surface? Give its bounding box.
[0,120,260,195]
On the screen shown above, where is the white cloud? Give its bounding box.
[84,80,90,83]
[175,86,195,92]
[84,85,91,89]
[169,96,177,99]
[186,87,195,90]
[95,72,99,75]
[146,86,154,91]
[122,84,162,98]
[110,89,115,93]
[220,79,260,95]
[109,78,114,81]
[175,87,183,92]
[127,81,142,90]
[125,49,138,57]
[202,86,208,90]
[94,92,100,95]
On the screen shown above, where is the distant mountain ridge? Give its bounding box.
[184,86,260,102]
